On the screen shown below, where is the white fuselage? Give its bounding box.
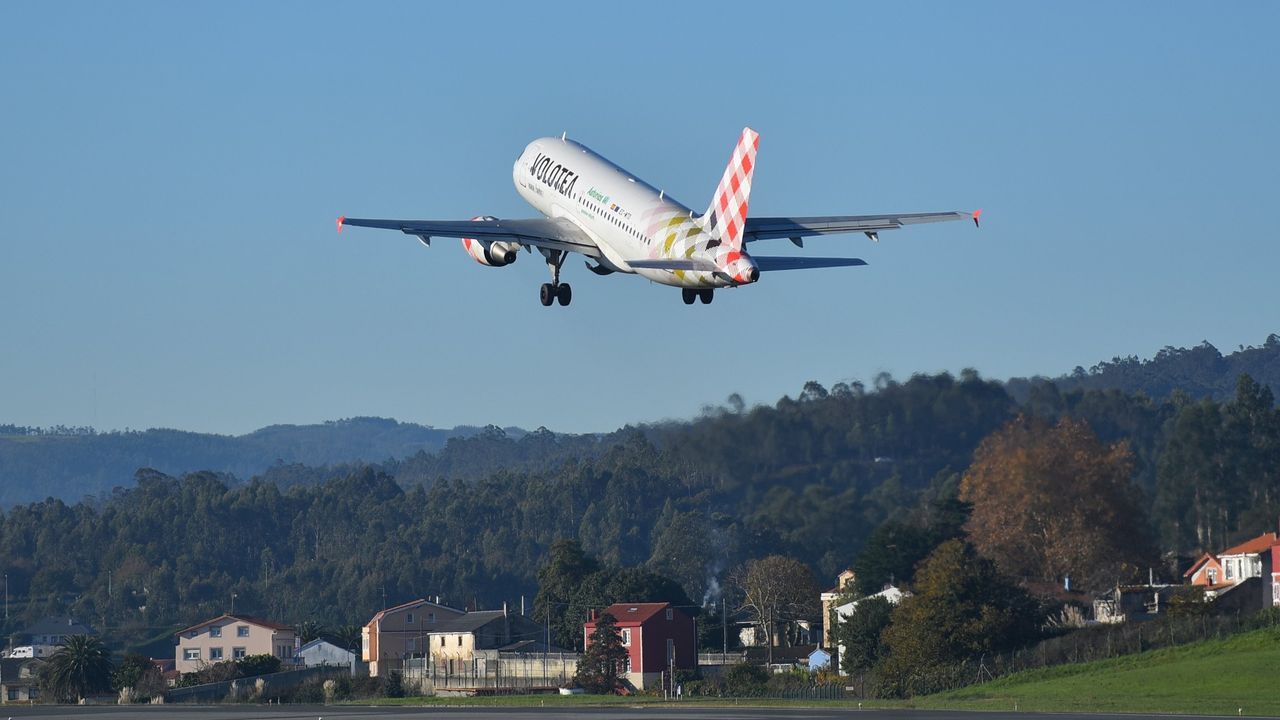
[512,137,739,289]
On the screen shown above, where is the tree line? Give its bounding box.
[0,368,1276,669]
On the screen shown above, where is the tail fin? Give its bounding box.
[699,127,759,252]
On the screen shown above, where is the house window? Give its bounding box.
[440,637,446,647]
[210,647,223,661]
[210,626,222,638]
[184,648,201,661]
[233,647,246,660]
[28,688,38,700]
[237,626,250,637]
[620,628,631,646]
[428,613,435,623]
[665,609,673,621]
[8,689,18,700]
[457,635,462,647]
[406,613,414,624]
[1225,562,1234,581]
[1208,568,1218,584]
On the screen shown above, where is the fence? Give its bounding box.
[402,652,578,694]
[165,665,351,703]
[882,607,1280,698]
[698,652,747,667]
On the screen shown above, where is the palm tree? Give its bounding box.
[295,620,327,645]
[39,634,114,702]
[332,624,362,655]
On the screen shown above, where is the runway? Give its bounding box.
[0,705,1268,720]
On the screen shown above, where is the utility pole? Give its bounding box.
[4,573,8,621]
[721,597,727,656]
[231,592,237,615]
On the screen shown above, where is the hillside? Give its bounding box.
[0,417,516,505]
[1007,333,1280,404]
[2,335,1275,507]
[919,623,1280,716]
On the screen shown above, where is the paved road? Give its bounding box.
[0,706,1270,720]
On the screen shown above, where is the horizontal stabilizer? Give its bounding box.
[628,258,719,272]
[754,256,868,272]
[745,212,973,242]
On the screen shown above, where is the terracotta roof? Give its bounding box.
[1219,532,1279,557]
[587,602,678,627]
[1183,552,1220,577]
[174,613,293,637]
[365,598,463,627]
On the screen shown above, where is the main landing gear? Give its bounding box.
[682,288,714,305]
[539,249,571,307]
[540,282,571,307]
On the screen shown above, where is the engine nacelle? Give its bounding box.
[461,216,519,267]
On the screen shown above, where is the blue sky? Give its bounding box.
[2,2,1277,435]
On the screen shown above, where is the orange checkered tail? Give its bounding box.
[699,127,759,253]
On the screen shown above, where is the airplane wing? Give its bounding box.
[338,216,602,258]
[753,256,868,272]
[744,210,979,243]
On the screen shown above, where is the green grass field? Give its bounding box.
[343,626,1280,716]
[913,624,1280,716]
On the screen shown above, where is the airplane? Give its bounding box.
[338,127,979,307]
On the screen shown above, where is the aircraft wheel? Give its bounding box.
[682,288,696,305]
[557,283,572,306]
[539,283,555,307]
[699,289,714,305]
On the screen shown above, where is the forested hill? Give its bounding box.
[2,368,1277,650]
[1006,334,1280,404]
[3,334,1276,506]
[0,418,525,506]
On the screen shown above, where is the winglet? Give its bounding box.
[337,215,345,233]
[972,209,982,228]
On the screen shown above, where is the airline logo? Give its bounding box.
[704,128,759,252]
[528,153,579,198]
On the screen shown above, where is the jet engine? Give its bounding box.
[461,216,519,267]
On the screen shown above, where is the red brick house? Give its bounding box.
[583,602,695,690]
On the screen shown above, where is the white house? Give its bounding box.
[296,638,356,667]
[1217,532,1277,588]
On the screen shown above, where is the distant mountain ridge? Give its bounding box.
[0,417,522,506]
[2,334,1275,506]
[1006,334,1280,404]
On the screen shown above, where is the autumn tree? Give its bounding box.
[960,415,1152,589]
[732,555,818,664]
